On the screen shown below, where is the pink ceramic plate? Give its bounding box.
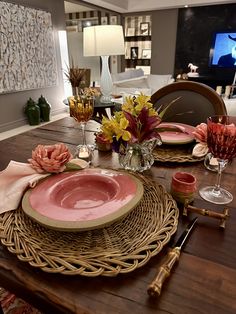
[22,168,144,231]
[157,122,195,145]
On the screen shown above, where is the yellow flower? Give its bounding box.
[99,93,171,147]
[121,97,136,115]
[122,94,158,117]
[134,94,152,110]
[101,114,131,142]
[99,93,180,153]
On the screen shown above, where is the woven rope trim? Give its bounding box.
[153,146,205,163]
[0,173,178,277]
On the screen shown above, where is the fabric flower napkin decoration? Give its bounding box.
[0,143,88,214]
[192,123,209,157]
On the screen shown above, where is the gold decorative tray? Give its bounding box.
[0,173,178,277]
[153,144,205,163]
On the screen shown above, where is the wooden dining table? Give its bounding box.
[0,116,236,314]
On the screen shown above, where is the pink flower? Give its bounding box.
[123,107,162,143]
[28,143,72,173]
[192,123,207,143]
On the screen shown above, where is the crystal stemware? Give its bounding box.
[68,95,94,160]
[199,115,236,204]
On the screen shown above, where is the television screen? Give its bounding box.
[209,31,236,68]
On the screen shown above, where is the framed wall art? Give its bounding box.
[140,22,150,36]
[131,47,139,59]
[0,1,57,94]
[110,15,118,25]
[101,16,108,25]
[142,49,151,59]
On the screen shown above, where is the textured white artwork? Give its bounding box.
[0,1,57,93]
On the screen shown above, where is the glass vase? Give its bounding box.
[119,138,160,172]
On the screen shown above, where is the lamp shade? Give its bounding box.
[83,25,125,57]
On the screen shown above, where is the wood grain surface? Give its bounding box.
[0,117,236,314]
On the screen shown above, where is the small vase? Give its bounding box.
[24,98,40,125]
[96,142,112,152]
[95,132,112,152]
[119,138,159,172]
[38,95,51,122]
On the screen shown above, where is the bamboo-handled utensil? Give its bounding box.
[147,217,198,297]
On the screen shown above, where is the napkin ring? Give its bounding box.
[183,202,229,228]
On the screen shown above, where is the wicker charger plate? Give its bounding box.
[0,173,178,277]
[153,144,205,163]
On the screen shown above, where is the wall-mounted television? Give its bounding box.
[209,31,236,68]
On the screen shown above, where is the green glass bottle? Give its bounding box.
[24,98,40,125]
[38,95,51,122]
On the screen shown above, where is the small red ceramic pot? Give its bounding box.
[95,132,112,152]
[96,142,112,152]
[171,172,197,205]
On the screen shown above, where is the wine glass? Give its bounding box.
[199,115,236,204]
[204,152,228,172]
[68,95,94,160]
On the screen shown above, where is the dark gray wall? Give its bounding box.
[151,9,178,75]
[175,3,236,82]
[0,0,66,132]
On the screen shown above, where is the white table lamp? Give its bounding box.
[83,25,125,103]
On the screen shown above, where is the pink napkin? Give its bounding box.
[0,161,49,214]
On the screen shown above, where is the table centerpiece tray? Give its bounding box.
[0,171,179,277]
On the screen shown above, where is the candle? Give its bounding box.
[78,147,89,159]
[75,145,93,162]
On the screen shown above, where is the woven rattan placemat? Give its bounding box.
[0,173,178,277]
[153,144,205,163]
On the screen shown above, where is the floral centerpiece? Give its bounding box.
[97,94,169,171]
[102,94,161,145]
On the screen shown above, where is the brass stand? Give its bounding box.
[183,203,229,228]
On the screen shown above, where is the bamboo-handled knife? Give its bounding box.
[147,217,198,297]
